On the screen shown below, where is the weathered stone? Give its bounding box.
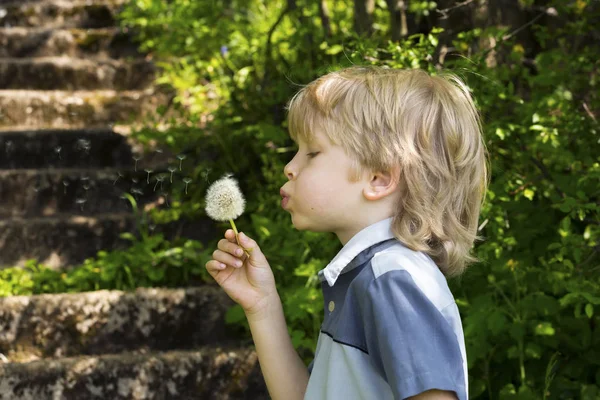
[0,168,171,217]
[0,0,126,29]
[0,89,172,129]
[0,287,246,363]
[0,27,142,59]
[0,128,215,169]
[0,346,269,399]
[0,213,131,269]
[0,213,219,269]
[0,57,155,90]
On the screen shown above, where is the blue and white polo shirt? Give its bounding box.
[305,217,468,400]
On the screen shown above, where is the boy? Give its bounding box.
[206,66,489,399]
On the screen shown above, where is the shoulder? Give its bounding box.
[362,243,455,311]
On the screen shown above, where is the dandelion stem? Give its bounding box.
[229,218,252,257]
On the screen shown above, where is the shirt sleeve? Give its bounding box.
[360,269,466,400]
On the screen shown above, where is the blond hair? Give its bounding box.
[284,66,491,279]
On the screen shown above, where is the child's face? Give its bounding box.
[282,131,396,245]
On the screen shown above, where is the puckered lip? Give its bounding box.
[280,188,290,198]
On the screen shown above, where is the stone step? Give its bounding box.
[0,286,244,363]
[0,89,171,129]
[0,167,182,217]
[0,0,126,29]
[0,213,217,269]
[0,57,156,90]
[0,128,185,169]
[0,27,142,59]
[0,346,268,399]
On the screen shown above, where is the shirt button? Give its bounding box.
[328,301,335,312]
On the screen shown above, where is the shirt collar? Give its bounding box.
[318,217,397,287]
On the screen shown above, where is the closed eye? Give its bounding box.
[307,152,319,158]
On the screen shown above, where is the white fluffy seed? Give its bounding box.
[204,173,246,222]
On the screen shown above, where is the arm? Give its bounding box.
[246,293,310,400]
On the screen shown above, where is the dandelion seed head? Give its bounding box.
[205,173,245,221]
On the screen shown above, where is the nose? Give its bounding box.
[284,159,295,180]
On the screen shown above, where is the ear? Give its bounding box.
[363,165,400,201]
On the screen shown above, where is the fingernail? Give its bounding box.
[240,232,246,241]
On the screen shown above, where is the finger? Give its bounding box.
[212,249,244,269]
[218,238,245,258]
[238,232,255,254]
[205,259,227,275]
[225,229,237,241]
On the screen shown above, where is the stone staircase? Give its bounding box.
[0,0,268,397]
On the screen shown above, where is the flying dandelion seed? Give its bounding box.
[204,173,251,257]
[154,174,166,191]
[76,198,87,211]
[168,166,177,183]
[5,140,14,155]
[177,154,186,171]
[144,168,153,184]
[77,139,91,155]
[62,180,69,194]
[55,146,62,160]
[131,187,143,201]
[133,155,142,172]
[113,171,124,185]
[160,190,170,207]
[201,168,212,184]
[183,177,192,194]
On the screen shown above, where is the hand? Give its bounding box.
[205,229,278,315]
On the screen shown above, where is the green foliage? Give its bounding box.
[442,7,600,396]
[118,0,599,397]
[0,234,211,295]
[0,195,218,296]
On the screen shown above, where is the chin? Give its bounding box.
[290,213,309,231]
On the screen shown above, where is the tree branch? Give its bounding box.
[261,3,293,90]
[319,0,332,38]
[436,0,476,20]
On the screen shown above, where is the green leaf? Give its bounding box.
[585,303,594,318]
[147,267,165,281]
[525,342,542,359]
[523,189,534,200]
[291,329,305,348]
[534,322,555,336]
[487,309,508,335]
[529,124,545,131]
[120,232,137,241]
[225,304,246,324]
[325,44,344,55]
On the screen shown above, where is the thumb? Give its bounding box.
[238,232,267,266]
